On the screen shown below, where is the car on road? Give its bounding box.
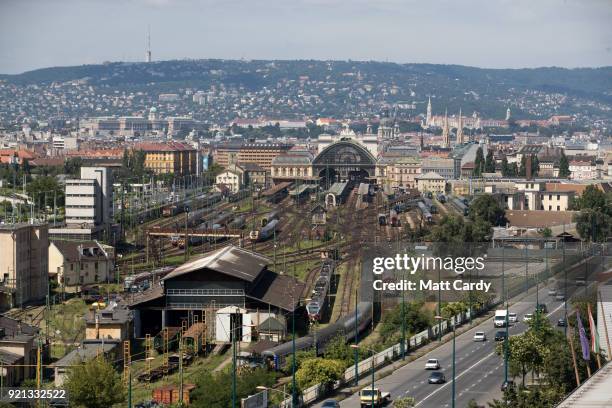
[425,358,441,370]
[508,312,517,323]
[523,313,534,323]
[536,304,548,314]
[358,387,391,407]
[473,331,487,342]
[495,331,508,341]
[321,400,340,408]
[548,289,557,296]
[428,371,446,384]
[555,293,566,301]
[575,278,586,286]
[557,318,567,327]
[501,380,515,391]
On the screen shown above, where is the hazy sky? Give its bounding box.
[1,0,611,74]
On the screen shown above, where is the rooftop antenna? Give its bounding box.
[146,25,152,63]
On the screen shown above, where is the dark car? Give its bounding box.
[501,380,515,392]
[321,400,340,408]
[428,371,446,384]
[557,318,567,327]
[536,304,548,314]
[495,331,507,341]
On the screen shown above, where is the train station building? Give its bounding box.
[128,246,304,344]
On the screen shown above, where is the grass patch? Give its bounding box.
[47,298,89,346]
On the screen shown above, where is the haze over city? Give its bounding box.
[1,0,611,74]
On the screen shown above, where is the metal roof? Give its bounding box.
[162,245,270,283]
[327,181,348,196]
[557,361,612,408]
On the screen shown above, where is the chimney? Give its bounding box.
[95,314,100,339]
[526,155,533,180]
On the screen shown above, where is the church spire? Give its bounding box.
[442,109,450,148]
[426,96,432,127]
[456,108,464,144]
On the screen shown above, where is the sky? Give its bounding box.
[0,0,611,74]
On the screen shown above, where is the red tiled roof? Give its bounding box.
[134,142,195,152]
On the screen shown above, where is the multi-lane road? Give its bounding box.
[333,278,582,408]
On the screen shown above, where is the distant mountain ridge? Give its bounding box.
[1,60,610,122]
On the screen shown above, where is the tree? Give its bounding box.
[541,227,552,238]
[531,155,540,177]
[473,147,485,176]
[323,334,353,367]
[468,194,507,226]
[572,186,612,242]
[64,357,125,408]
[485,150,496,173]
[558,151,570,178]
[295,358,345,390]
[191,368,276,408]
[495,331,548,386]
[501,156,510,177]
[518,156,527,177]
[64,157,83,176]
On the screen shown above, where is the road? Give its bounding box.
[332,278,581,408]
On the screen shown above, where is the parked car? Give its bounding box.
[495,331,508,341]
[428,371,446,384]
[425,358,441,370]
[473,332,487,342]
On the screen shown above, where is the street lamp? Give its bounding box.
[435,315,455,408]
[350,344,377,408]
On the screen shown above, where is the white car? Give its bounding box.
[508,312,517,323]
[523,313,533,323]
[473,331,487,342]
[425,358,441,370]
[548,289,557,296]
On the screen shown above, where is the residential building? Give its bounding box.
[52,340,120,387]
[416,172,446,193]
[271,152,315,182]
[48,240,115,289]
[0,223,49,309]
[239,162,268,188]
[377,156,422,191]
[215,165,245,193]
[0,315,38,386]
[85,304,133,341]
[135,142,198,175]
[215,142,293,170]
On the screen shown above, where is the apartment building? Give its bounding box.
[0,223,49,309]
[135,142,198,176]
[48,240,115,288]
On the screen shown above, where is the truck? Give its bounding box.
[359,387,391,407]
[494,309,508,327]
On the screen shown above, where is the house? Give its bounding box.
[215,164,245,193]
[311,204,327,226]
[239,162,268,188]
[52,340,120,387]
[48,240,115,290]
[0,315,39,386]
[85,304,133,342]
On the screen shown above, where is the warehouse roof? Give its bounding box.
[163,245,270,283]
[246,270,305,312]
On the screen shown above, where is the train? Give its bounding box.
[249,218,279,241]
[378,213,387,226]
[261,211,279,227]
[417,201,433,223]
[450,196,470,216]
[261,301,373,367]
[124,267,175,292]
[306,260,334,322]
[422,197,437,214]
[436,193,446,203]
[162,193,223,217]
[228,215,246,229]
[389,209,400,227]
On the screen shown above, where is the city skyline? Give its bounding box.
[0,0,611,74]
